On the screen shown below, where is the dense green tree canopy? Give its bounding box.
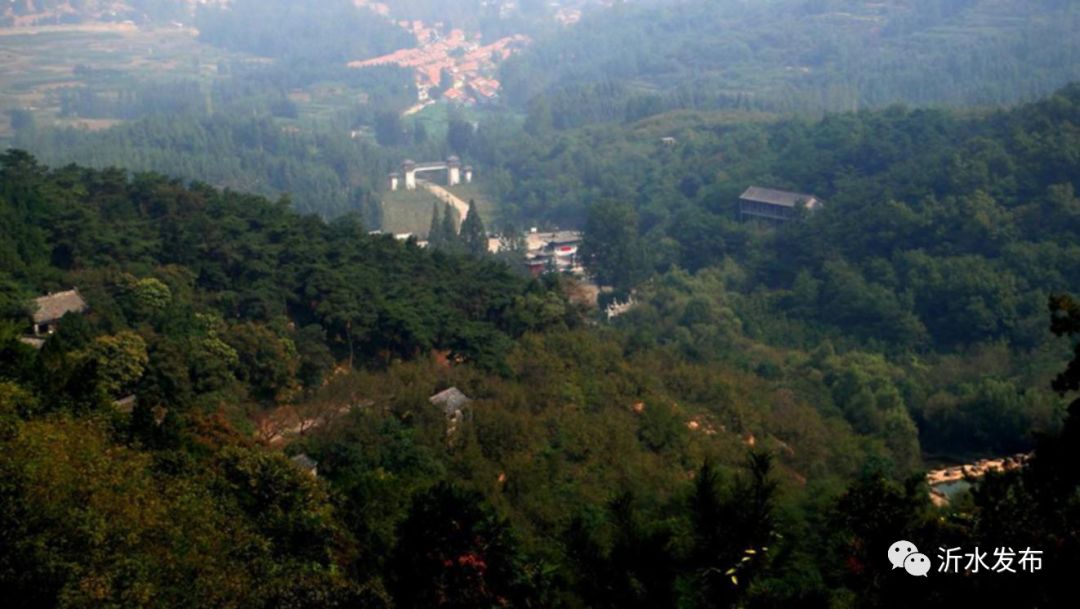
[1,36,1080,602]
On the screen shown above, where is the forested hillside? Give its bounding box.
[2,2,1080,604]
[15,115,396,219]
[12,85,1080,459]
[476,85,1080,351]
[502,0,1080,121]
[2,150,1080,607]
[195,0,413,63]
[10,0,1080,222]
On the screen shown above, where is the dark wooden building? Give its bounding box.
[739,186,821,223]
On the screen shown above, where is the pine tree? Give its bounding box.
[460,199,488,258]
[440,203,461,253]
[427,203,442,249]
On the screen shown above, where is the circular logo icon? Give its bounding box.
[888,540,919,570]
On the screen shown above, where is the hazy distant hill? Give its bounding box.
[0,0,225,27]
[195,0,412,62]
[502,0,1080,119]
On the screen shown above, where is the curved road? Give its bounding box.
[418,179,470,231]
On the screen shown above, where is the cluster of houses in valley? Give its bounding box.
[349,0,608,97]
[347,18,528,108]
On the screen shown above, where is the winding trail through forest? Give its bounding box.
[401,101,434,116]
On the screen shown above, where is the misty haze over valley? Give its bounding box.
[1,1,1079,608]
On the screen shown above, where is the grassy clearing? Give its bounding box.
[380,188,444,236]
[445,182,499,225]
[381,180,501,237]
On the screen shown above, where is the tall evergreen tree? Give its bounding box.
[439,203,460,254]
[460,199,487,258]
[427,203,442,248]
[580,199,648,291]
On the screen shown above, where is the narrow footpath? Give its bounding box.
[419,179,470,229]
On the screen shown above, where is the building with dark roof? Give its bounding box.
[522,229,583,276]
[31,289,88,336]
[429,387,471,418]
[739,187,821,223]
[112,395,138,414]
[429,387,472,437]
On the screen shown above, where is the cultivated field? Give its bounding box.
[0,25,253,137]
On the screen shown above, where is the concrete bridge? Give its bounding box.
[389,156,473,191]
